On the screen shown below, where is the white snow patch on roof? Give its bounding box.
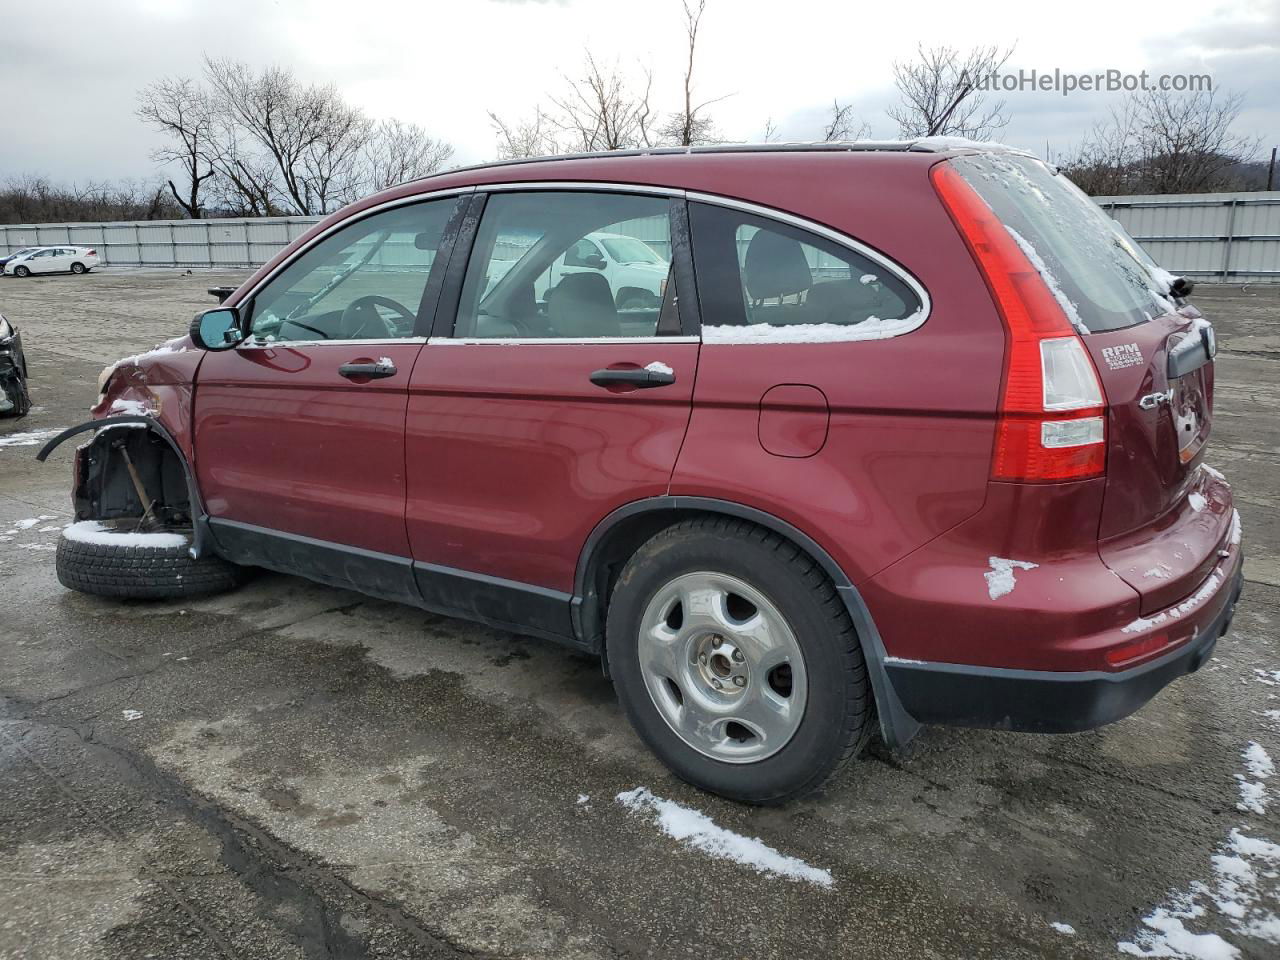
[985,557,1038,600]
[616,787,833,888]
[63,521,188,549]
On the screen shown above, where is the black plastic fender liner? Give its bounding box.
[573,495,923,751]
[35,415,213,560]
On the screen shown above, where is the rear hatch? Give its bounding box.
[949,153,1230,614]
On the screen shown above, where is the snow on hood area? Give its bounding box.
[62,521,188,549]
[616,787,833,888]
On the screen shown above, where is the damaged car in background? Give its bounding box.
[0,314,30,417]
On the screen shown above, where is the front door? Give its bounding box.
[404,189,699,636]
[194,195,464,599]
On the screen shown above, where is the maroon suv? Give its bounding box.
[41,142,1243,804]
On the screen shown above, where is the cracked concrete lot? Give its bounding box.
[2,268,1279,959]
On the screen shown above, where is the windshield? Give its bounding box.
[600,236,662,264]
[950,153,1177,333]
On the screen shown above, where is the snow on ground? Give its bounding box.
[1051,922,1076,935]
[984,557,1038,600]
[62,521,188,549]
[1118,743,1280,958]
[616,787,833,888]
[0,427,65,449]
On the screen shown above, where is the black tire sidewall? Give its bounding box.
[606,523,867,803]
[56,529,244,599]
[71,262,85,274]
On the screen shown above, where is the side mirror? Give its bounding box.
[190,308,243,351]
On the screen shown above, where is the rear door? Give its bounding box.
[949,153,1229,613]
[194,194,464,598]
[404,188,699,623]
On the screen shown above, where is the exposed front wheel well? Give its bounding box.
[73,426,193,527]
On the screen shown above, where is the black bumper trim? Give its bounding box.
[885,564,1244,734]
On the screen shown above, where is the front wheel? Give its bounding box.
[13,266,29,278]
[606,517,874,804]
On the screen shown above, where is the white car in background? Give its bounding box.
[4,245,100,277]
[484,231,670,309]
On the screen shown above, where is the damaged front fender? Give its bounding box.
[36,415,212,559]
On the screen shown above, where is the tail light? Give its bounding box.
[931,163,1106,482]
[87,249,97,257]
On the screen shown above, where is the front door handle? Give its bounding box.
[590,365,675,389]
[339,360,397,380]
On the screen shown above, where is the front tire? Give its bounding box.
[56,519,246,599]
[606,517,873,804]
[13,266,29,278]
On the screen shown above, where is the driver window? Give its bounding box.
[456,191,673,340]
[247,198,456,343]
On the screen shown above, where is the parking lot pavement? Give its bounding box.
[2,269,1279,959]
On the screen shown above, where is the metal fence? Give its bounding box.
[2,190,1279,281]
[1094,191,1280,282]
[0,217,321,268]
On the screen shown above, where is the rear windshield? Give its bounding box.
[950,153,1176,333]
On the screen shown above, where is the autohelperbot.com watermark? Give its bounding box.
[961,68,1213,96]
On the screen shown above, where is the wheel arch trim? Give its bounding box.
[35,415,212,559]
[573,495,921,749]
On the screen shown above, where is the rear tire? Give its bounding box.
[56,520,246,600]
[606,516,874,804]
[70,262,86,274]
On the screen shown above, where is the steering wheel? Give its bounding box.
[339,296,417,340]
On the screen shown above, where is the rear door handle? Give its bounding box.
[339,361,397,380]
[589,366,675,389]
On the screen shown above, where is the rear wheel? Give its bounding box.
[13,266,29,278]
[606,517,873,804]
[70,262,86,274]
[56,519,246,599]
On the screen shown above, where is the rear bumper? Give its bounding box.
[885,550,1244,733]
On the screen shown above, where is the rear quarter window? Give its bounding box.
[949,153,1176,333]
[689,202,925,343]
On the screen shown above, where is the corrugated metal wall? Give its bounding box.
[1094,191,1280,282]
[0,217,320,268]
[2,191,1278,281]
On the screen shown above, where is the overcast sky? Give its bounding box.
[2,0,1276,185]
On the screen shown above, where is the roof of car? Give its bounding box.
[409,138,1036,186]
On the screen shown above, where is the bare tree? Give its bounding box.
[659,0,722,146]
[0,175,182,224]
[820,100,870,141]
[887,44,1013,140]
[488,108,563,160]
[761,117,781,143]
[136,77,216,217]
[365,119,454,190]
[1061,88,1259,195]
[548,54,657,151]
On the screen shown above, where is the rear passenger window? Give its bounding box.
[689,203,922,340]
[455,191,674,339]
